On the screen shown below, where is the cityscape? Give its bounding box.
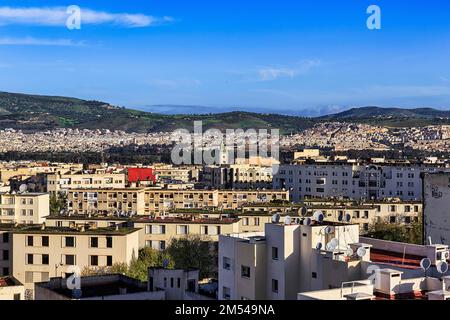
[0,0,449,316]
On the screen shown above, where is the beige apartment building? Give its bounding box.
[47,172,126,194]
[0,276,25,300]
[0,225,12,277]
[11,224,140,295]
[67,188,146,215]
[0,193,49,224]
[134,216,240,249]
[66,188,289,216]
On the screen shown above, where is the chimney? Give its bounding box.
[40,223,46,231]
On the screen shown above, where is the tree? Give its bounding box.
[50,192,67,215]
[366,217,423,245]
[167,235,217,279]
[127,247,174,281]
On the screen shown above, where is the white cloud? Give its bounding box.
[0,37,84,46]
[0,6,173,28]
[258,59,321,81]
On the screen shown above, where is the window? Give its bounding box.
[160,241,166,250]
[254,218,260,226]
[177,225,188,235]
[13,293,20,300]
[65,237,75,247]
[3,267,9,276]
[42,236,49,247]
[272,247,279,260]
[27,236,33,247]
[65,255,75,265]
[90,255,98,266]
[106,237,113,248]
[107,256,113,266]
[25,272,33,283]
[27,254,34,265]
[90,237,98,248]
[2,233,9,243]
[164,277,167,287]
[222,287,231,300]
[405,217,411,224]
[241,265,251,278]
[390,216,396,223]
[272,279,278,293]
[171,278,174,288]
[2,250,8,261]
[223,257,231,270]
[42,254,49,265]
[177,278,181,288]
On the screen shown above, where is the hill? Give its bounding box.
[0,92,313,134]
[0,92,448,133]
[320,106,450,127]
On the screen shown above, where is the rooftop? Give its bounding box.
[0,223,139,235]
[0,276,22,288]
[135,216,239,225]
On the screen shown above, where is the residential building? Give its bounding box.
[0,276,24,300]
[423,172,450,245]
[274,160,445,201]
[47,171,126,194]
[10,224,140,296]
[0,193,49,224]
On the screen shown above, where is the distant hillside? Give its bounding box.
[320,106,450,127]
[0,92,448,133]
[0,92,313,133]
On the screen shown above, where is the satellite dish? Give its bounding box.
[338,212,344,222]
[312,210,324,223]
[357,247,367,258]
[324,226,334,234]
[344,212,352,223]
[346,248,354,256]
[437,261,449,274]
[303,217,312,226]
[19,184,28,193]
[326,241,337,252]
[316,242,323,250]
[285,215,292,225]
[271,214,281,223]
[299,207,308,216]
[420,258,432,271]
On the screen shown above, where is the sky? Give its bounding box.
[0,0,449,116]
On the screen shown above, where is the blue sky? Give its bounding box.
[0,0,449,115]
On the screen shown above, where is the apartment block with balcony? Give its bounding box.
[47,172,126,194]
[0,193,49,224]
[11,224,140,296]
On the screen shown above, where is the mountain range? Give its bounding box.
[0,91,448,134]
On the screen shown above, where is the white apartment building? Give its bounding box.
[423,172,450,246]
[0,193,49,224]
[274,161,445,201]
[219,220,363,300]
[203,164,273,189]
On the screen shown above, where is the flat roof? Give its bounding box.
[8,224,139,236]
[135,216,239,225]
[46,215,130,221]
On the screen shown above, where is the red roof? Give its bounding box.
[127,168,156,183]
[370,248,423,270]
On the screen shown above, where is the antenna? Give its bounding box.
[299,206,308,217]
[356,247,367,258]
[19,184,28,193]
[312,210,324,223]
[271,214,281,224]
[420,258,432,277]
[285,215,292,225]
